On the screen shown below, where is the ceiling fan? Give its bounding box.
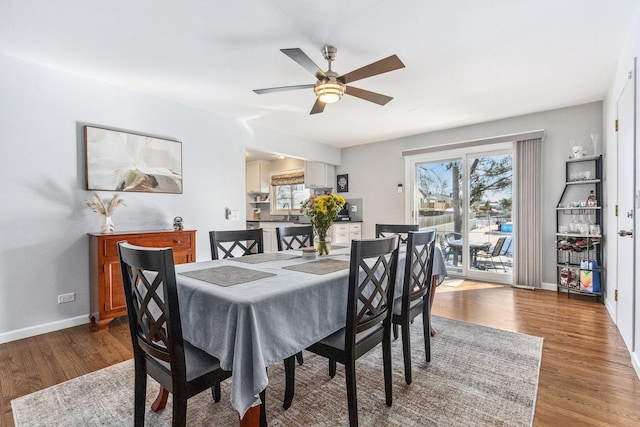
[253,46,405,114]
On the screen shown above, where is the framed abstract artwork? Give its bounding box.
[337,174,349,193]
[84,125,183,193]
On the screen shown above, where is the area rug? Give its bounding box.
[12,317,542,426]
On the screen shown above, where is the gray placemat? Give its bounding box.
[282,258,350,275]
[231,252,300,264]
[179,265,276,286]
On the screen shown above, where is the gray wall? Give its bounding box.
[336,102,604,287]
[0,53,339,341]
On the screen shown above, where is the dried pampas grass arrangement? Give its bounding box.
[85,192,126,233]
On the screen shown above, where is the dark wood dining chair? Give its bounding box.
[118,242,267,426]
[275,226,312,367]
[289,235,399,427]
[391,230,436,384]
[276,225,314,251]
[209,228,295,412]
[209,228,264,260]
[375,223,419,244]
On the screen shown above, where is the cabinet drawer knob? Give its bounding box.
[175,240,181,244]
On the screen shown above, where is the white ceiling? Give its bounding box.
[1,1,638,148]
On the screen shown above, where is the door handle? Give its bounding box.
[618,229,634,237]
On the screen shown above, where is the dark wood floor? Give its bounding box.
[2,282,640,426]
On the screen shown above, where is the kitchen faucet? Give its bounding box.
[283,203,295,221]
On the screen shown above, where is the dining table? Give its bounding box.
[447,239,490,268]
[173,244,447,426]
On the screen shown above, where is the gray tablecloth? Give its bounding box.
[433,246,447,285]
[175,245,446,417]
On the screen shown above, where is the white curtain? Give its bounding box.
[514,138,543,288]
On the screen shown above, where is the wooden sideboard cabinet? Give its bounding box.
[88,229,196,330]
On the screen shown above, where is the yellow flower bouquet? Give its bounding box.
[300,193,346,255]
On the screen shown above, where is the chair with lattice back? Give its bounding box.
[209,228,264,260]
[391,230,436,385]
[118,242,265,427]
[375,224,419,244]
[276,226,311,370]
[208,228,297,411]
[276,225,314,251]
[289,235,400,427]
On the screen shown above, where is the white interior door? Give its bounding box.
[617,64,635,352]
[635,58,640,358]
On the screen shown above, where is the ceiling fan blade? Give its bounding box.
[253,84,315,95]
[338,54,405,84]
[309,98,326,115]
[281,48,327,79]
[345,86,393,105]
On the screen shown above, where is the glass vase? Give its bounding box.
[314,236,331,256]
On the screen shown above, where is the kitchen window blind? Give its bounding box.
[271,171,304,186]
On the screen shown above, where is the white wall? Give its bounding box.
[0,53,340,342]
[337,102,603,288]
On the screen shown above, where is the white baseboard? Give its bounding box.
[540,281,557,291]
[0,315,90,344]
[632,352,640,380]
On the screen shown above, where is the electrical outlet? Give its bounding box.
[351,205,358,212]
[58,293,75,304]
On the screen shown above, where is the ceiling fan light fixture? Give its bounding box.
[314,79,345,103]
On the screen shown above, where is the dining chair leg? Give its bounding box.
[424,305,432,363]
[344,359,358,427]
[392,323,399,340]
[329,359,337,378]
[383,327,393,407]
[212,383,221,402]
[283,355,295,410]
[401,320,412,385]
[133,366,147,427]
[295,351,304,365]
[172,390,188,427]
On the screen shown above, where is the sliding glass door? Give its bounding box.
[416,159,465,273]
[407,144,514,283]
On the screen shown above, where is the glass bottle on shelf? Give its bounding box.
[585,215,594,235]
[579,215,589,235]
[587,190,597,207]
[569,215,578,233]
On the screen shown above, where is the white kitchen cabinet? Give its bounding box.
[349,223,362,240]
[247,221,295,252]
[246,160,271,193]
[331,222,362,245]
[304,161,335,189]
[332,223,350,245]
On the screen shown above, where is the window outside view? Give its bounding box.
[416,154,513,275]
[273,183,310,212]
